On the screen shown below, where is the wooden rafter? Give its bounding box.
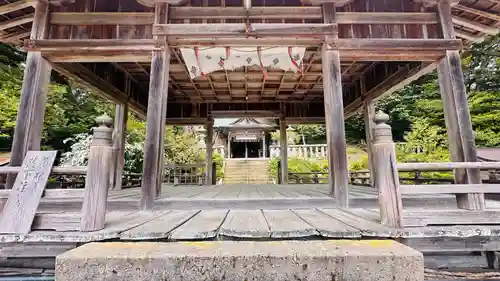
[454,4,500,22]
[0,0,32,15]
[171,47,204,100]
[452,15,498,35]
[0,13,33,32]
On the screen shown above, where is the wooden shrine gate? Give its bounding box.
[0,0,498,211]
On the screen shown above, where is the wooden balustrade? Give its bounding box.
[81,115,114,232]
[269,144,327,159]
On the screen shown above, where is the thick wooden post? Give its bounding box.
[111,103,128,190]
[322,2,348,206]
[141,4,170,210]
[205,118,214,185]
[363,99,376,186]
[280,117,288,184]
[437,0,485,210]
[372,111,403,228]
[7,0,52,188]
[81,115,114,232]
[322,46,349,206]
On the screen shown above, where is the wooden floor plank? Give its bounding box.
[263,209,318,238]
[255,185,285,198]
[214,185,243,198]
[292,209,361,238]
[168,210,228,240]
[237,186,263,198]
[219,210,271,238]
[190,186,225,198]
[0,211,165,243]
[120,210,200,240]
[319,208,393,237]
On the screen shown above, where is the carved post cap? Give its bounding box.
[92,114,113,146]
[373,111,393,143]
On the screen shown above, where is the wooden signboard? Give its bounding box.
[0,151,57,234]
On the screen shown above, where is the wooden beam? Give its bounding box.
[169,7,437,23]
[154,23,337,37]
[454,4,500,22]
[205,119,214,185]
[24,39,163,52]
[0,14,33,32]
[170,7,323,20]
[44,52,152,63]
[328,38,462,50]
[0,0,32,15]
[454,30,484,43]
[50,12,155,25]
[336,12,438,24]
[452,16,498,35]
[51,63,146,115]
[0,31,30,43]
[168,37,322,47]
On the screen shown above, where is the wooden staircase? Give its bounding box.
[223,159,272,184]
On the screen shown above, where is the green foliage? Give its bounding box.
[268,157,328,181]
[349,154,369,171]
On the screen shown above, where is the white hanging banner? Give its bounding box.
[180,47,306,79]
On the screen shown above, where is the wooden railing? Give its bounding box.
[270,144,327,159]
[370,111,499,228]
[288,172,329,184]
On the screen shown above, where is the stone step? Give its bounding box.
[56,240,424,281]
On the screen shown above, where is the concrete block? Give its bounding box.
[56,240,423,281]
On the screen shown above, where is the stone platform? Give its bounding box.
[55,240,424,281]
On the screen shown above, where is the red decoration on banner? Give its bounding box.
[257,47,268,80]
[288,46,302,73]
[194,47,206,79]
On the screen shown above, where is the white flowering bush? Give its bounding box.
[60,133,92,167]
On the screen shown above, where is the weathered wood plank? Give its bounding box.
[219,210,271,238]
[403,210,500,227]
[0,151,57,234]
[400,184,500,194]
[120,210,200,240]
[0,211,164,243]
[401,225,500,239]
[319,208,393,237]
[263,209,318,238]
[397,161,500,171]
[168,210,228,240]
[279,117,288,184]
[32,213,81,231]
[0,242,76,257]
[404,236,500,252]
[293,209,360,238]
[112,103,128,190]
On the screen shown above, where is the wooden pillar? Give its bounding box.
[141,3,170,210]
[7,0,51,188]
[363,99,376,186]
[263,133,267,158]
[111,103,128,190]
[280,117,288,184]
[205,118,214,185]
[437,0,485,210]
[81,115,114,231]
[372,111,403,228]
[227,133,231,159]
[322,2,348,207]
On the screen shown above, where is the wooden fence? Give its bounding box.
[370,111,500,228]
